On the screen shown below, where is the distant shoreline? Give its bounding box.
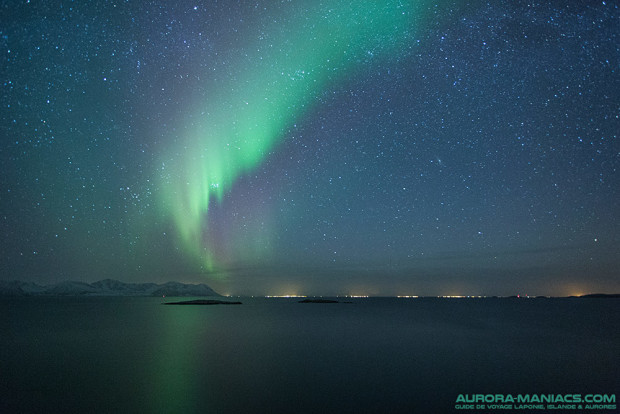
[0,279,221,297]
[1,279,618,300]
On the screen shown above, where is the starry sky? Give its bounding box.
[1,0,618,296]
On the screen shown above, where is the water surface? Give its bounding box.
[1,297,618,413]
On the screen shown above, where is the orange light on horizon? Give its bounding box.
[264,295,307,298]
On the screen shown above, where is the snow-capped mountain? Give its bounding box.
[0,279,221,297]
[90,279,159,296]
[0,280,47,296]
[44,281,100,295]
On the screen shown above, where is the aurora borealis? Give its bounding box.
[161,1,428,271]
[1,0,619,295]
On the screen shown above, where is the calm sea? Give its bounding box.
[1,297,618,413]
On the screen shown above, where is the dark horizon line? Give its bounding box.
[2,279,619,299]
[240,293,620,299]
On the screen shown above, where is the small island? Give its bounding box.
[298,299,340,303]
[163,299,242,305]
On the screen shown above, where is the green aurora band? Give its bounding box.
[160,0,432,273]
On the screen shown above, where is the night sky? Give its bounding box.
[1,0,618,296]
